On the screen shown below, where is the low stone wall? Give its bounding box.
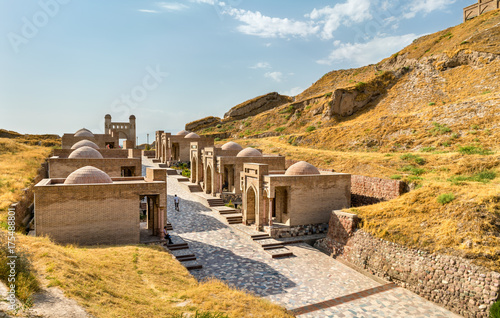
[350,174,407,206]
[11,161,49,230]
[266,222,329,238]
[315,211,500,318]
[220,193,242,205]
[142,150,155,158]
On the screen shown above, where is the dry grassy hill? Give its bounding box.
[191,10,500,271]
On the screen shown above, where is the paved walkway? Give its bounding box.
[143,158,461,318]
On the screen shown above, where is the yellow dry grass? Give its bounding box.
[0,138,52,224]
[18,234,292,318]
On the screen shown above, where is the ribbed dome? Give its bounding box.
[221,141,243,151]
[74,128,94,138]
[285,161,320,176]
[184,132,200,139]
[71,140,99,150]
[64,166,113,185]
[236,147,262,157]
[176,130,190,136]
[68,146,103,159]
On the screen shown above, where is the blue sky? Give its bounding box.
[0,0,470,144]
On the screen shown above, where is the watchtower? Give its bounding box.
[104,114,136,148]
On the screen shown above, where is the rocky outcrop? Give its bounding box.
[185,116,221,132]
[223,92,293,121]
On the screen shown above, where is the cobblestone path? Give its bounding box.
[144,158,461,317]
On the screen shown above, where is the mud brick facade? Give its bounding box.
[34,169,167,245]
[48,158,142,178]
[316,211,500,318]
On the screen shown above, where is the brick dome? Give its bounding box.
[64,166,113,185]
[71,140,99,150]
[68,146,103,159]
[74,128,94,138]
[236,147,262,157]
[184,132,201,139]
[176,130,190,136]
[285,161,320,176]
[221,141,243,151]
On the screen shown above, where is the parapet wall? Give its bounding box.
[315,211,500,318]
[350,174,407,206]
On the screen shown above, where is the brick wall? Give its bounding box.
[48,158,141,178]
[316,211,500,318]
[35,182,166,245]
[350,174,407,206]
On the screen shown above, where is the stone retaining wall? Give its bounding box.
[266,222,329,238]
[350,174,407,206]
[315,211,500,318]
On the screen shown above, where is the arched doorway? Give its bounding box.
[191,156,197,183]
[206,165,212,194]
[246,187,256,224]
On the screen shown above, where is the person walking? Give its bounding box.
[163,226,173,245]
[174,194,180,211]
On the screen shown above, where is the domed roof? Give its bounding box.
[176,130,190,136]
[64,166,113,185]
[236,147,262,157]
[221,141,243,151]
[71,140,100,150]
[104,114,111,118]
[129,115,136,119]
[74,128,94,138]
[68,146,103,159]
[184,132,200,139]
[285,161,320,176]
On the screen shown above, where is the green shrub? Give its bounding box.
[451,170,498,184]
[216,124,222,128]
[428,102,436,106]
[400,165,426,175]
[355,82,366,91]
[279,105,294,114]
[214,137,221,142]
[437,193,455,205]
[324,92,332,97]
[420,147,435,152]
[172,311,229,318]
[306,126,316,132]
[430,122,451,135]
[390,175,402,180]
[244,122,250,127]
[181,169,191,178]
[275,127,285,133]
[450,133,459,139]
[458,145,493,155]
[400,153,426,165]
[490,300,500,318]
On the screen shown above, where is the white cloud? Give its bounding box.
[404,0,456,19]
[225,8,319,38]
[265,71,283,82]
[308,0,372,40]
[138,9,159,13]
[318,34,418,66]
[282,87,303,96]
[250,62,271,69]
[158,2,189,11]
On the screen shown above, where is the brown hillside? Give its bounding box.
[192,10,500,271]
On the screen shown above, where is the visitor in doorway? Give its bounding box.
[163,226,173,245]
[174,194,180,211]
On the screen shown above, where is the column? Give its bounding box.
[269,198,274,227]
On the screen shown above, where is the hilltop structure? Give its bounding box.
[61,114,136,149]
[463,0,500,21]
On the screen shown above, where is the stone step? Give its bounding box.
[167,243,189,250]
[152,159,161,163]
[170,248,194,258]
[177,255,197,262]
[182,260,203,270]
[166,169,178,175]
[227,218,242,224]
[255,238,284,249]
[188,185,202,192]
[219,209,237,214]
[158,163,167,168]
[264,247,294,259]
[208,200,225,207]
[251,234,271,240]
